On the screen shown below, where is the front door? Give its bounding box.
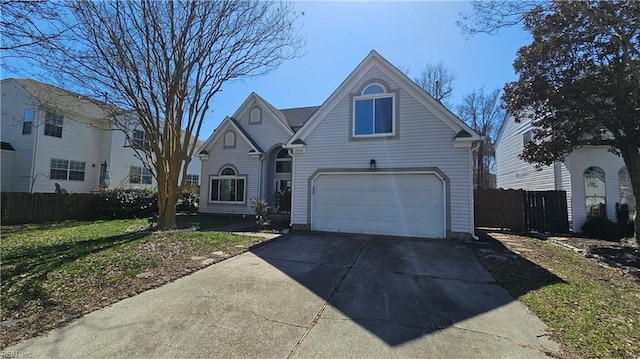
[275,179,291,213]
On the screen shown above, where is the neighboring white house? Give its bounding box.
[495,115,635,233]
[198,50,481,239]
[0,78,201,193]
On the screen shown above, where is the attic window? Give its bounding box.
[353,84,395,137]
[224,131,236,148]
[249,107,261,124]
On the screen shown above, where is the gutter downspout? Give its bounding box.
[29,109,40,193]
[470,138,483,241]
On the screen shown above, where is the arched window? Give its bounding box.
[619,167,636,217]
[250,107,261,124]
[224,131,236,148]
[353,83,395,137]
[584,166,606,218]
[275,148,292,174]
[210,166,245,203]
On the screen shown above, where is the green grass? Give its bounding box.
[477,235,640,358]
[0,216,261,348]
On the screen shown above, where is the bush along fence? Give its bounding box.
[1,187,199,225]
[474,189,569,233]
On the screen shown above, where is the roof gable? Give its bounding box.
[287,50,480,146]
[232,92,295,136]
[198,116,263,155]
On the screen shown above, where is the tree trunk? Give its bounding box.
[620,143,640,245]
[157,187,178,229]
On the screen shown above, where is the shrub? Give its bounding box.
[581,216,621,241]
[252,197,270,229]
[96,189,158,219]
[176,185,199,213]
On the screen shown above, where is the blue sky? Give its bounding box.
[2,1,531,139]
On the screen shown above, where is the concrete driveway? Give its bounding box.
[6,233,560,358]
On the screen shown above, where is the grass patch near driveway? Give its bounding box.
[1,217,265,349]
[470,232,640,359]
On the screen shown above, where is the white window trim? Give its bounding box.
[352,91,396,138]
[129,166,153,184]
[131,128,146,149]
[209,167,246,204]
[223,131,236,148]
[50,158,86,181]
[249,107,262,124]
[186,174,200,186]
[275,149,292,174]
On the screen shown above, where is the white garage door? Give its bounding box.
[312,173,445,238]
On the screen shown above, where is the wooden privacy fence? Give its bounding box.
[475,189,569,233]
[1,192,98,225]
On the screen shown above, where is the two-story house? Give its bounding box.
[0,79,201,193]
[495,115,635,232]
[198,51,481,239]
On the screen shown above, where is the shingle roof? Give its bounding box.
[12,79,116,120]
[279,106,320,132]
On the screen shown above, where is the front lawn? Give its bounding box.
[470,232,640,359]
[0,216,264,348]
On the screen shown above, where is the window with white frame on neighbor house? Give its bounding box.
[584,166,606,218]
[22,109,33,135]
[50,158,85,181]
[44,112,63,138]
[131,129,146,150]
[186,174,200,186]
[522,130,533,145]
[129,166,153,184]
[353,84,395,137]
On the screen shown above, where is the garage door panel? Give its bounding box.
[312,173,445,238]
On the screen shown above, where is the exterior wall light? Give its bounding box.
[369,159,376,170]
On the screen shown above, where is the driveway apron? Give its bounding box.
[6,233,559,358]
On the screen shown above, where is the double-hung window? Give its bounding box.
[22,109,33,135]
[129,166,153,184]
[186,174,200,186]
[353,84,395,137]
[50,159,85,181]
[584,166,606,218]
[275,149,292,173]
[210,167,245,203]
[44,112,63,138]
[131,129,146,150]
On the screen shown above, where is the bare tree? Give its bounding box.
[457,88,505,189]
[413,62,456,104]
[0,1,69,56]
[24,0,302,229]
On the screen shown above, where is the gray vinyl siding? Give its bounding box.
[0,80,37,192]
[495,117,555,191]
[199,132,258,215]
[291,65,473,234]
[236,103,292,151]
